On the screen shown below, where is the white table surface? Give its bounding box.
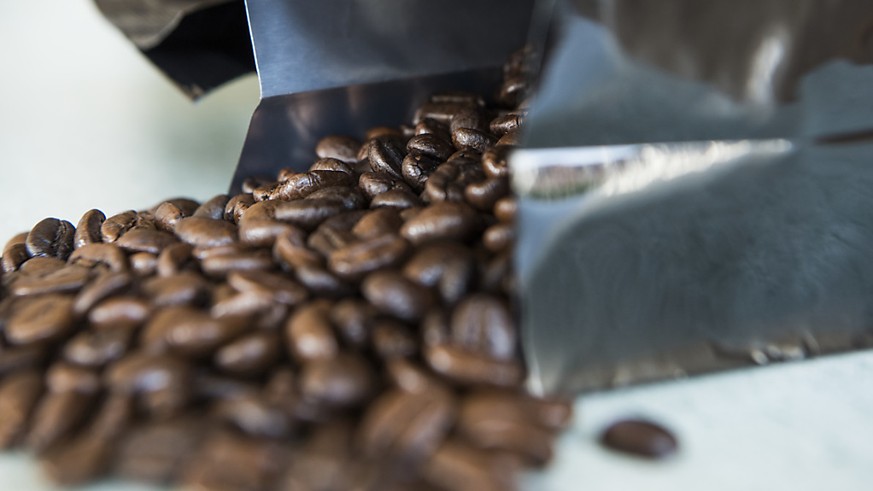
[2,2,872,491]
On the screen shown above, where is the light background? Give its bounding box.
[1,2,872,491]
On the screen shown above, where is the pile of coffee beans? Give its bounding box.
[0,49,585,490]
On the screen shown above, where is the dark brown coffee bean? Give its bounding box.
[40,433,113,486]
[465,177,509,211]
[352,208,404,240]
[106,352,190,418]
[142,272,210,307]
[73,271,132,315]
[358,171,412,199]
[201,250,274,278]
[493,197,516,223]
[174,217,237,248]
[27,364,100,452]
[407,134,454,161]
[385,358,441,393]
[403,242,475,305]
[10,264,90,297]
[273,198,345,231]
[191,243,248,261]
[307,185,367,210]
[361,271,433,322]
[88,296,151,329]
[422,155,484,203]
[415,117,451,138]
[0,370,44,448]
[483,223,514,253]
[6,295,76,345]
[210,290,275,319]
[74,209,105,249]
[452,127,497,152]
[600,419,678,459]
[479,251,513,294]
[329,299,377,348]
[372,319,417,359]
[193,194,230,220]
[489,112,524,136]
[227,270,308,306]
[100,211,137,243]
[415,101,474,125]
[310,157,355,176]
[214,331,281,376]
[450,294,516,361]
[153,201,184,232]
[224,193,255,224]
[243,177,273,195]
[26,218,76,260]
[498,76,527,107]
[482,145,511,178]
[115,228,178,254]
[328,234,409,280]
[295,264,355,298]
[424,344,523,388]
[496,131,520,147]
[301,353,374,407]
[1,242,29,273]
[371,189,422,209]
[400,201,480,245]
[160,310,246,358]
[421,440,515,491]
[0,344,47,376]
[68,243,128,272]
[63,325,135,368]
[181,432,287,491]
[315,135,362,162]
[239,217,297,248]
[275,170,355,201]
[401,152,442,191]
[450,107,487,133]
[18,256,65,276]
[129,252,157,276]
[155,198,199,217]
[273,230,324,269]
[156,242,194,277]
[215,393,292,439]
[307,214,363,257]
[422,309,450,348]
[358,388,455,465]
[285,301,338,362]
[114,416,207,484]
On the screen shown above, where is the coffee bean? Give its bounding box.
[273,198,345,231]
[329,299,377,348]
[73,271,132,315]
[452,127,497,153]
[600,419,678,459]
[227,270,308,306]
[74,209,105,249]
[273,230,323,269]
[421,440,515,491]
[106,352,190,418]
[294,264,355,298]
[68,243,128,272]
[310,157,355,175]
[114,416,207,484]
[181,432,287,491]
[362,271,433,322]
[161,309,246,358]
[0,370,44,448]
[401,152,442,191]
[285,301,338,362]
[156,242,194,277]
[153,202,184,232]
[216,393,292,438]
[358,171,412,199]
[307,185,367,210]
[238,217,296,248]
[450,107,487,133]
[482,145,511,178]
[370,189,422,209]
[275,170,355,201]
[385,358,441,393]
[142,272,210,307]
[315,136,362,162]
[415,117,451,139]
[489,112,524,136]
[19,256,65,276]
[372,319,417,359]
[400,201,480,245]
[307,211,364,256]
[115,228,178,254]
[63,325,135,368]
[493,197,516,222]
[6,295,76,345]
[214,331,281,376]
[27,364,100,452]
[352,208,404,240]
[210,290,275,319]
[200,250,274,278]
[483,222,514,252]
[129,252,157,276]
[496,131,520,147]
[415,101,473,125]
[193,194,230,220]
[224,194,255,224]
[329,234,409,280]
[174,217,237,248]
[88,296,151,329]
[1,242,29,273]
[26,218,75,260]
[465,176,509,211]
[10,264,91,297]
[300,353,374,407]
[424,344,523,388]
[407,134,454,161]
[100,211,138,243]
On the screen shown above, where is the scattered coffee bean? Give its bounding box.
[600,419,679,459]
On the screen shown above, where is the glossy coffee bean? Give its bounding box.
[300,353,374,407]
[401,152,442,191]
[100,211,138,243]
[74,209,106,249]
[285,301,338,362]
[6,295,76,345]
[275,170,355,200]
[116,229,178,254]
[214,331,281,376]
[424,344,523,388]
[10,264,90,297]
[193,194,230,220]
[26,218,75,260]
[315,135,361,162]
[352,208,404,240]
[273,199,345,231]
[400,201,480,245]
[174,217,237,248]
[362,271,433,322]
[69,243,128,272]
[328,234,409,280]
[73,271,132,315]
[600,419,678,459]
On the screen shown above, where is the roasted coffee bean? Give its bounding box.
[315,135,362,162]
[174,217,238,248]
[307,214,362,257]
[371,188,422,209]
[415,117,451,138]
[194,194,231,220]
[153,201,184,232]
[74,209,105,249]
[73,271,132,315]
[227,270,308,306]
[407,134,454,161]
[358,171,412,199]
[68,243,128,272]
[493,196,516,222]
[116,228,178,254]
[26,218,75,260]
[372,319,417,359]
[142,272,210,307]
[452,127,497,153]
[329,299,377,348]
[114,417,207,484]
[100,211,138,243]
[160,309,246,358]
[450,294,516,360]
[483,222,514,252]
[129,252,157,276]
[181,432,287,491]
[88,296,151,329]
[10,264,90,297]
[40,433,112,486]
[19,256,65,276]
[496,131,520,147]
[421,440,515,491]
[465,176,509,211]
[498,76,527,107]
[307,185,367,210]
[239,217,297,248]
[272,229,322,269]
[352,208,404,240]
[1,242,29,273]
[63,325,135,367]
[295,264,355,298]
[362,271,433,322]
[489,112,524,136]
[403,242,475,305]
[600,419,678,459]
[273,198,345,231]
[156,242,194,277]
[421,309,450,348]
[358,388,455,465]
[215,393,291,438]
[329,234,409,280]
[481,145,511,178]
[401,152,442,191]
[300,353,374,407]
[415,101,474,125]
[157,198,200,217]
[275,170,355,201]
[285,301,338,362]
[242,177,273,195]
[224,193,255,224]
[385,358,441,393]
[200,250,274,278]
[450,107,487,133]
[424,344,524,388]
[27,364,101,452]
[106,352,190,418]
[401,201,480,245]
[214,331,281,376]
[310,157,355,175]
[0,370,44,448]
[6,295,76,345]
[211,290,275,319]
[0,344,47,376]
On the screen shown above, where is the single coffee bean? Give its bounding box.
[493,197,516,222]
[63,325,136,368]
[599,419,678,459]
[498,76,527,107]
[414,101,474,125]
[361,270,433,323]
[450,107,487,133]
[421,440,514,491]
[329,233,410,280]
[273,198,345,231]
[450,294,516,361]
[352,208,404,240]
[358,388,455,465]
[6,295,76,345]
[385,358,442,394]
[243,177,273,196]
[156,242,194,277]
[27,364,101,453]
[100,211,138,243]
[88,296,151,329]
[26,218,76,260]
[193,194,230,220]
[371,319,417,359]
[295,264,355,298]
[0,370,44,448]
[307,185,368,210]
[214,331,281,376]
[239,217,297,248]
[129,252,157,276]
[275,170,355,201]
[300,353,374,407]
[407,134,454,161]
[481,145,511,178]
[315,135,362,162]
[415,117,451,139]
[73,271,132,316]
[224,194,255,224]
[451,127,497,153]
[329,299,377,348]
[424,344,523,388]
[155,198,200,217]
[483,222,514,253]
[153,201,184,232]
[162,310,247,358]
[106,352,191,418]
[403,242,476,305]
[465,176,509,211]
[358,172,412,199]
[401,152,442,191]
[142,272,210,307]
[115,228,178,254]
[496,131,520,147]
[19,256,65,276]
[310,157,355,175]
[200,250,274,278]
[74,209,106,249]
[1,242,29,273]
[307,214,362,257]
[421,309,450,348]
[211,290,275,319]
[489,112,524,136]
[68,243,128,272]
[400,201,480,245]
[10,264,90,297]
[227,270,308,306]
[370,189,422,209]
[285,301,338,363]
[215,393,292,439]
[174,217,237,248]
